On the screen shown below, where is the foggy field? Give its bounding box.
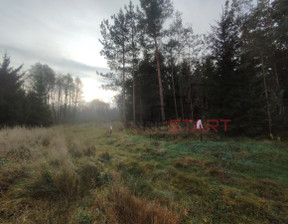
[0,124,287,224]
[1,0,288,223]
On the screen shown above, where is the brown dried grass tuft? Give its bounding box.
[0,126,68,163]
[96,184,181,224]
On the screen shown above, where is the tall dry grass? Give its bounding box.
[0,126,180,223]
[0,126,68,163]
[0,126,81,223]
[95,183,180,224]
[0,125,184,223]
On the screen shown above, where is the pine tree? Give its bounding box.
[99,8,130,127]
[0,53,26,126]
[140,0,174,122]
[245,0,276,134]
[270,0,288,132]
[29,63,55,104]
[125,1,141,125]
[164,12,186,119]
[208,0,266,135]
[25,91,52,126]
[26,63,55,126]
[210,0,240,119]
[137,51,160,122]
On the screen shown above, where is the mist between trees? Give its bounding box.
[1,0,287,138]
[0,55,119,127]
[98,0,288,137]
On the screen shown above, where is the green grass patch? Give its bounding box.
[0,125,287,223]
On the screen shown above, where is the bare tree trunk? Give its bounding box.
[64,89,68,121]
[154,36,165,122]
[188,72,194,119]
[132,58,136,125]
[273,63,284,114]
[140,95,143,127]
[179,73,185,119]
[171,64,178,119]
[261,53,272,134]
[188,54,194,119]
[122,49,127,128]
[131,25,137,126]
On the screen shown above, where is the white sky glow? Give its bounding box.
[81,77,116,103]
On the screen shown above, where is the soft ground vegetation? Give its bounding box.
[0,124,287,223]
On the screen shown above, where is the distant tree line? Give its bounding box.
[99,0,288,136]
[0,54,118,127]
[78,99,119,123]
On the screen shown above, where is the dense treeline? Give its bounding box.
[0,55,82,126]
[99,0,288,136]
[0,55,118,127]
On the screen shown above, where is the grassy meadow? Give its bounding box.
[0,123,287,223]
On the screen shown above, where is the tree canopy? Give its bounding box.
[99,0,288,136]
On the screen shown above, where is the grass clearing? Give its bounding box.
[0,123,287,223]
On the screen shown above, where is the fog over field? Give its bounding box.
[0,0,287,223]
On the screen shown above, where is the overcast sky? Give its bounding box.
[0,0,227,103]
